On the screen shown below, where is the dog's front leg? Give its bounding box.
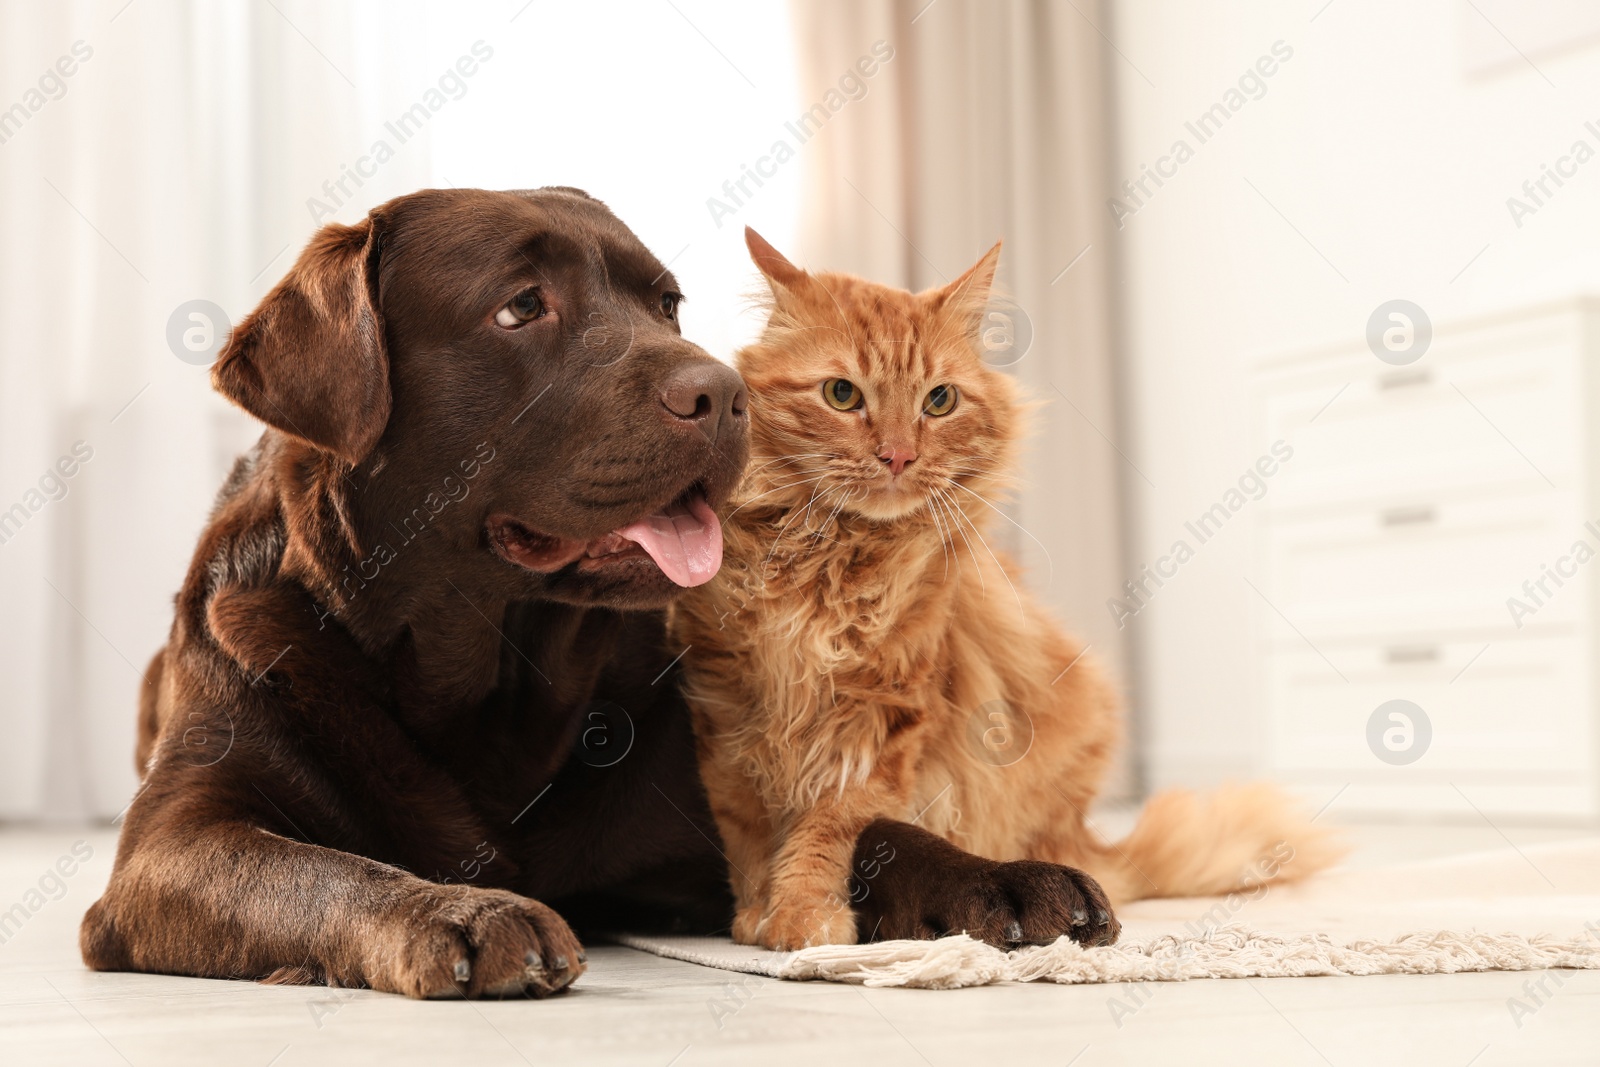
[82,795,586,998]
[84,597,589,999]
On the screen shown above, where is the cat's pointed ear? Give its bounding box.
[927,240,1002,337]
[745,227,810,294]
[213,214,390,467]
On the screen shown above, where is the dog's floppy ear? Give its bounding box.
[213,215,389,466]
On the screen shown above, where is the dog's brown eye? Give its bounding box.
[660,291,682,321]
[924,384,957,416]
[823,378,863,411]
[495,288,545,328]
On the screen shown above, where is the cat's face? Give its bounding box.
[736,230,1017,523]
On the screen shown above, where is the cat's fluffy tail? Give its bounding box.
[1078,782,1347,904]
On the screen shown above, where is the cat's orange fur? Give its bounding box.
[670,229,1344,951]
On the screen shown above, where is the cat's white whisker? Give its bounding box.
[796,485,852,555]
[812,486,856,547]
[767,468,834,485]
[928,489,960,588]
[797,478,834,533]
[932,492,966,585]
[942,487,1025,613]
[934,487,984,595]
[947,478,1055,587]
[726,474,831,518]
[764,480,829,566]
[923,491,953,582]
[748,452,832,476]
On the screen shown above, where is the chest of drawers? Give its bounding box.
[1250,298,1600,817]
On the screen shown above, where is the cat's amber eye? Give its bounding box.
[923,384,958,416]
[823,378,864,411]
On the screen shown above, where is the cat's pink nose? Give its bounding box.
[878,447,917,476]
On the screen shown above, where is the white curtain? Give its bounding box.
[787,0,1133,791]
[0,0,434,821]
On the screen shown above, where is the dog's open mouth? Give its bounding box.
[487,488,723,588]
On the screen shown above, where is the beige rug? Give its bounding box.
[613,837,1600,988]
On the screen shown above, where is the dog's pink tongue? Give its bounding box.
[618,495,723,587]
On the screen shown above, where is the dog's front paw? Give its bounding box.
[373,884,586,999]
[974,859,1120,948]
[850,819,1120,949]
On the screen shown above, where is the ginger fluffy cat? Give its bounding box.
[670,229,1342,951]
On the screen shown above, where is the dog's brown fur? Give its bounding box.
[670,231,1345,952]
[82,188,758,998]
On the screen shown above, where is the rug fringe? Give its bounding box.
[774,924,1600,988]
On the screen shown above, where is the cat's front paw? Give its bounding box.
[731,905,765,945]
[744,898,858,951]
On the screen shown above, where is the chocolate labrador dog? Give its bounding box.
[81,187,1111,999]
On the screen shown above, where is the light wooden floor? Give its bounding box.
[2,823,1598,1066]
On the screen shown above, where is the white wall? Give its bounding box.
[1110,0,1600,790]
[412,2,802,365]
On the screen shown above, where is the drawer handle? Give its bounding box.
[1381,505,1436,527]
[1380,368,1432,390]
[1385,645,1439,664]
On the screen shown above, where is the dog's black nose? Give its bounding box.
[660,361,748,439]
